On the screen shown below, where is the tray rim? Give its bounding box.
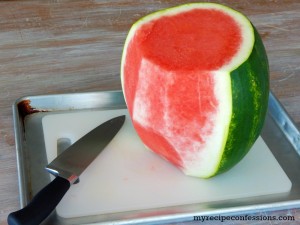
[12,90,300,224]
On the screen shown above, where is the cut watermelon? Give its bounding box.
[121,3,269,178]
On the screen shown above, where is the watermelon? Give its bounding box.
[121,3,269,178]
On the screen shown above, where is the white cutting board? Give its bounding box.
[42,109,292,219]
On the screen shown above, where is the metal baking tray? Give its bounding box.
[12,90,300,224]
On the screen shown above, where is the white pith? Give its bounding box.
[121,3,254,177]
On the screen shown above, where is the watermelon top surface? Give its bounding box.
[121,3,269,178]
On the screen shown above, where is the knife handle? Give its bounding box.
[8,176,70,225]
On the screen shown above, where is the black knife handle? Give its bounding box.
[8,176,70,225]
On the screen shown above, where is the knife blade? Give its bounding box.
[8,115,126,225]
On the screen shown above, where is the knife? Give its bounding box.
[8,115,126,225]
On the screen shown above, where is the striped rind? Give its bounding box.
[216,27,269,176]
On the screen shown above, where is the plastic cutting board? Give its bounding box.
[42,109,292,218]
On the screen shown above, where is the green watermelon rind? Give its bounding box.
[215,26,269,177]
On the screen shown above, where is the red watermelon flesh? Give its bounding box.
[121,3,268,178]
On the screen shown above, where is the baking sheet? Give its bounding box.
[13,90,300,224]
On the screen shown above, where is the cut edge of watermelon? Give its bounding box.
[182,71,232,178]
[121,3,255,89]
